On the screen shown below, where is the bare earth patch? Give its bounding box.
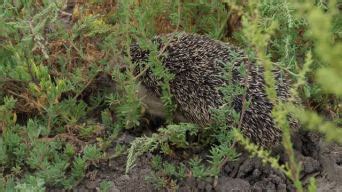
[48,130,341,192]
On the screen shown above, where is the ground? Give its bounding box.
[48,128,342,192]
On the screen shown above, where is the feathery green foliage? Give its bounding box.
[0,0,340,190]
[226,0,341,191]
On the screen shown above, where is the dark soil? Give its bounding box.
[48,129,342,192]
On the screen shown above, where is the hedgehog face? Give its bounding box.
[137,83,165,118]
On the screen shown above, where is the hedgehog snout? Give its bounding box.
[137,84,165,118]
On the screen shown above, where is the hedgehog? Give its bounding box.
[130,32,294,148]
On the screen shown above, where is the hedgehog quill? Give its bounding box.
[130,32,295,148]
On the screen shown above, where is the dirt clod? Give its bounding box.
[215,177,250,192]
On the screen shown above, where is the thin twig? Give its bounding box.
[7,90,47,112]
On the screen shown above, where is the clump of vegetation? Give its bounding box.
[0,0,340,191]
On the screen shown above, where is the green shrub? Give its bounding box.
[0,0,340,191]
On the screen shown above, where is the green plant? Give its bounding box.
[99,180,113,192]
[126,123,198,173]
[225,1,341,191]
[15,176,45,192]
[0,0,340,191]
[144,173,169,190]
[0,1,108,190]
